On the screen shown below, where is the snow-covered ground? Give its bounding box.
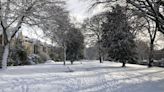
[0,60,164,92]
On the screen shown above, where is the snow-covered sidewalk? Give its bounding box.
[0,60,164,92]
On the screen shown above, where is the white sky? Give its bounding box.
[66,0,89,22]
[66,0,103,23]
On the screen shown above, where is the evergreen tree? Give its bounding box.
[66,28,84,64]
[102,5,136,67]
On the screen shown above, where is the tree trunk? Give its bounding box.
[63,44,66,65]
[71,60,73,65]
[148,41,154,68]
[99,56,102,63]
[98,40,103,63]
[2,43,9,69]
[122,60,126,67]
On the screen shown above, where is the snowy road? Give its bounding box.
[0,61,164,92]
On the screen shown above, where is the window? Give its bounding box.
[34,45,38,54]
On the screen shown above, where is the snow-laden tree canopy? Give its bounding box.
[0,0,67,69]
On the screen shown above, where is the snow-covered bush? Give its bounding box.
[49,47,63,62]
[38,51,50,63]
[27,54,42,65]
[7,59,15,66]
[27,51,50,65]
[45,60,55,64]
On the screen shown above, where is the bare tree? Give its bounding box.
[83,14,104,63]
[144,18,158,67]
[54,20,71,65]
[42,6,71,65]
[127,9,158,67]
[89,0,164,33]
[127,0,164,34]
[0,0,64,69]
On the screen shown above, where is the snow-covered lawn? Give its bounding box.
[0,60,164,92]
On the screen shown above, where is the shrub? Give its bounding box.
[10,46,28,66]
[49,52,63,62]
[7,59,15,66]
[38,51,50,63]
[18,49,28,65]
[27,54,42,64]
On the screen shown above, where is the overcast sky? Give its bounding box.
[66,0,89,22]
[65,0,126,22]
[66,0,103,22]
